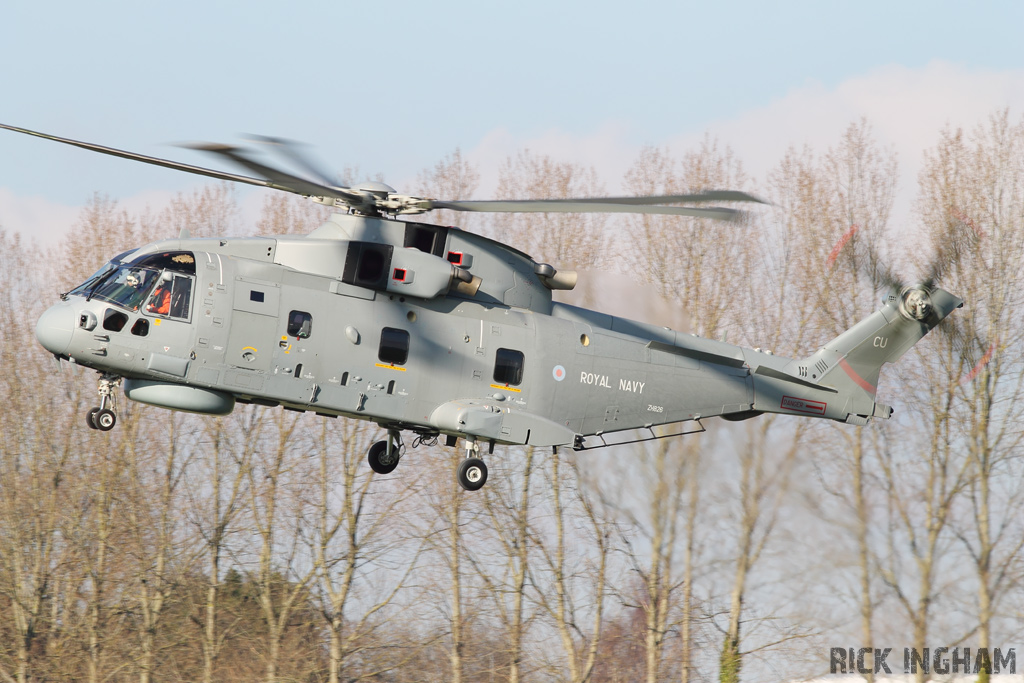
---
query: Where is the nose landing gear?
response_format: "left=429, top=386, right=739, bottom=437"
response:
left=86, top=374, right=120, bottom=431
left=456, top=438, right=488, bottom=492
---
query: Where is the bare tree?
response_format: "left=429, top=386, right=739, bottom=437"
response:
left=57, top=194, right=137, bottom=288
left=422, top=449, right=477, bottom=683
left=185, top=410, right=256, bottom=683
left=122, top=412, right=201, bottom=683
left=492, top=150, right=608, bottom=269
left=310, top=418, right=422, bottom=683
left=622, top=137, right=782, bottom=683
left=473, top=447, right=537, bottom=683
left=244, top=409, right=320, bottom=682
left=414, top=148, right=481, bottom=232
left=530, top=450, right=613, bottom=683
left=254, top=191, right=332, bottom=237
left=918, top=110, right=1024, bottom=682
left=0, top=231, right=80, bottom=683
left=759, top=121, right=900, bottom=681
left=142, top=183, right=241, bottom=240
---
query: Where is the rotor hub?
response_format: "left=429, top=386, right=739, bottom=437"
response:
left=899, top=286, right=933, bottom=321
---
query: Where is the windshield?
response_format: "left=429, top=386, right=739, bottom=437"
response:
left=67, top=249, right=140, bottom=299
left=69, top=262, right=118, bottom=297
left=81, top=266, right=162, bottom=311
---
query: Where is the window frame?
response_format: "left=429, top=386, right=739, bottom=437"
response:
left=493, top=347, right=525, bottom=386
left=287, top=310, right=313, bottom=339
left=378, top=327, right=410, bottom=366
left=142, top=272, right=195, bottom=323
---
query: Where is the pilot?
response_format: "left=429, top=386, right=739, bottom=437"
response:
left=146, top=282, right=171, bottom=315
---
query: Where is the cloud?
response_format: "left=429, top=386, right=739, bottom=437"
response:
left=0, top=188, right=82, bottom=245
left=464, top=60, right=1024, bottom=209
left=675, top=60, right=1024, bottom=189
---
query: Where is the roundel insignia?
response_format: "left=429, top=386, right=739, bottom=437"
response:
left=552, top=365, right=566, bottom=381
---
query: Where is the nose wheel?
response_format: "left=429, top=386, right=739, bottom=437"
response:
left=86, top=374, right=120, bottom=431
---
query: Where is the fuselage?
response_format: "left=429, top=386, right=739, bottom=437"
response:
left=36, top=212, right=958, bottom=449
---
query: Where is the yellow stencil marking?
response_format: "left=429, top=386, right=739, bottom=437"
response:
left=375, top=363, right=407, bottom=372
left=490, top=384, right=522, bottom=393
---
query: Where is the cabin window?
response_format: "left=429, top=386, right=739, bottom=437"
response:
left=103, top=309, right=128, bottom=332
left=131, top=318, right=149, bottom=336
left=378, top=327, right=410, bottom=365
left=493, top=348, right=525, bottom=386
left=287, top=310, right=313, bottom=339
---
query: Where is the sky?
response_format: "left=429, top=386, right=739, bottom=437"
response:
left=2, top=1, right=1024, bottom=243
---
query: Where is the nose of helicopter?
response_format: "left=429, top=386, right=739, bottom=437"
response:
left=35, top=304, right=76, bottom=356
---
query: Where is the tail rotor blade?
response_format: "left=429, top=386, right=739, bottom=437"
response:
left=859, top=239, right=905, bottom=293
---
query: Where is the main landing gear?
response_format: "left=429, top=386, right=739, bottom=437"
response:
left=367, top=430, right=403, bottom=475
left=365, top=430, right=491, bottom=492
left=86, top=374, right=121, bottom=432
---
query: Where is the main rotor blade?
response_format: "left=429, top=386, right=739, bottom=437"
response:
left=244, top=134, right=340, bottom=188
left=0, top=122, right=273, bottom=191
left=427, top=199, right=744, bottom=221
left=180, top=143, right=360, bottom=203
left=572, top=190, right=766, bottom=205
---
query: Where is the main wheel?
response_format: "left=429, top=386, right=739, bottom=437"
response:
left=86, top=408, right=100, bottom=430
left=367, top=440, right=399, bottom=475
left=95, top=408, right=116, bottom=431
left=457, top=458, right=488, bottom=491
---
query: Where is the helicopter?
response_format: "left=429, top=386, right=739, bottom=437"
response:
left=3, top=122, right=962, bottom=491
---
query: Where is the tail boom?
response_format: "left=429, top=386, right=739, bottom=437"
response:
left=747, top=287, right=963, bottom=425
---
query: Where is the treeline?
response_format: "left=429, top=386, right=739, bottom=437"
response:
left=1, top=111, right=1022, bottom=682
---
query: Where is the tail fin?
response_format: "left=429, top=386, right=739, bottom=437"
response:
left=800, top=287, right=963, bottom=424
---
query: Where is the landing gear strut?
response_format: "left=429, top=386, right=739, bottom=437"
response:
left=367, top=430, right=403, bottom=474
left=86, top=374, right=120, bottom=432
left=456, top=438, right=488, bottom=492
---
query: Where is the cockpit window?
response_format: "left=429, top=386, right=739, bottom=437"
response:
left=84, top=266, right=162, bottom=311
left=69, top=263, right=117, bottom=298
left=67, top=249, right=140, bottom=298
left=144, top=273, right=194, bottom=321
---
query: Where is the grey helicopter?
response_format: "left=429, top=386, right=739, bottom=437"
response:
left=3, top=123, right=962, bottom=491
